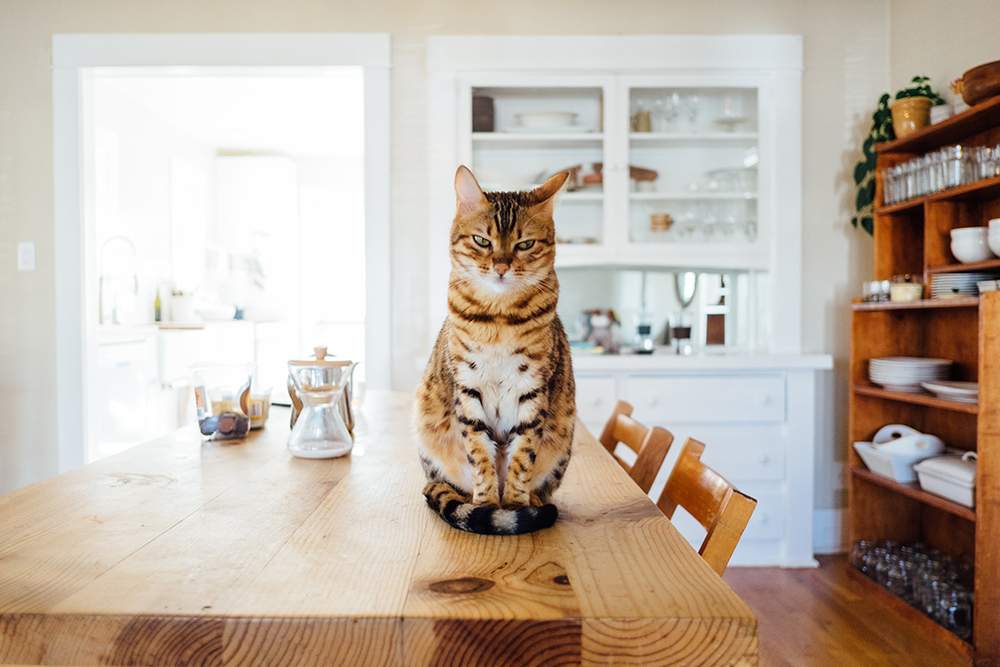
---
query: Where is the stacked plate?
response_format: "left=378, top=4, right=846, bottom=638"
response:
left=920, top=380, right=979, bottom=404
left=869, top=357, right=952, bottom=393
left=931, top=272, right=994, bottom=299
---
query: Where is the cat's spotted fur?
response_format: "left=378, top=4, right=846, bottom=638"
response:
left=415, top=166, right=576, bottom=535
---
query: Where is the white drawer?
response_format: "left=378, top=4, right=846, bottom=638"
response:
left=625, top=375, right=785, bottom=424
left=739, top=489, right=784, bottom=541
left=672, top=487, right=783, bottom=545
left=574, top=375, right=617, bottom=427
left=675, top=425, right=786, bottom=482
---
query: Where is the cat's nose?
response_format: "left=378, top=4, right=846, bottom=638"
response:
left=494, top=263, right=510, bottom=277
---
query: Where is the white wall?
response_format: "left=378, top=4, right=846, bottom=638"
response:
left=890, top=0, right=1000, bottom=107
left=0, top=0, right=897, bottom=521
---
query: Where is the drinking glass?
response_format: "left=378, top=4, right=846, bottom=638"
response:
left=944, top=145, right=965, bottom=188
left=939, top=586, right=974, bottom=640
left=920, top=576, right=945, bottom=621
left=850, top=540, right=873, bottom=574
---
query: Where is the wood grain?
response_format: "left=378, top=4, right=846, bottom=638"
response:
left=0, top=392, right=756, bottom=667
left=977, top=291, right=1000, bottom=667
left=726, top=555, right=973, bottom=667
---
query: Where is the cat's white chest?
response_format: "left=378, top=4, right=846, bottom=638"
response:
left=457, top=344, right=534, bottom=437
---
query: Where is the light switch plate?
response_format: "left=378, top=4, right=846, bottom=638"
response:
left=17, top=242, right=35, bottom=271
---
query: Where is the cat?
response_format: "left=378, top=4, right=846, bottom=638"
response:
left=415, top=165, right=576, bottom=535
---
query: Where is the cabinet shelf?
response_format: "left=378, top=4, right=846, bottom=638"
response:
left=876, top=175, right=1000, bottom=214
left=851, top=466, right=977, bottom=522
left=629, top=132, right=757, bottom=147
left=852, top=297, right=980, bottom=311
left=928, top=259, right=1000, bottom=275
left=472, top=132, right=603, bottom=149
left=629, top=192, right=756, bottom=201
left=876, top=94, right=1000, bottom=156
left=852, top=385, right=979, bottom=414
left=846, top=569, right=974, bottom=661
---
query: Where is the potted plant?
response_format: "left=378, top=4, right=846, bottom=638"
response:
left=852, top=77, right=946, bottom=235
left=891, top=75, right=946, bottom=138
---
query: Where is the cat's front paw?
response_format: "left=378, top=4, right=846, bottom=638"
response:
left=501, top=489, right=530, bottom=508
left=473, top=490, right=501, bottom=507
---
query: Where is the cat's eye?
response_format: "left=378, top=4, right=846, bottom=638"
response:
left=472, top=235, right=491, bottom=248
left=515, top=240, right=535, bottom=251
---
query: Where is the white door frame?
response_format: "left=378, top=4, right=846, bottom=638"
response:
left=53, top=33, right=391, bottom=473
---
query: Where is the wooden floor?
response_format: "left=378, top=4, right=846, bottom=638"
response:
left=723, top=554, right=970, bottom=667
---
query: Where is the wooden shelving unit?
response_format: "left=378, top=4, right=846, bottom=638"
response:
left=851, top=99, right=1000, bottom=666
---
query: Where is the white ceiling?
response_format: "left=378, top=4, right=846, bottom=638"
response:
left=95, top=69, right=365, bottom=158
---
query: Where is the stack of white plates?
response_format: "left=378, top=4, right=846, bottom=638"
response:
left=920, top=380, right=979, bottom=404
left=869, top=357, right=952, bottom=393
left=978, top=279, right=1000, bottom=293
left=931, top=272, right=994, bottom=298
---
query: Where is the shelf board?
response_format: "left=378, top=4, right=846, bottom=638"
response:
left=629, top=192, right=756, bottom=201
left=876, top=175, right=1000, bottom=214
left=846, top=568, right=974, bottom=662
left=629, top=131, right=757, bottom=144
left=928, top=259, right=1000, bottom=274
left=877, top=198, right=924, bottom=215
left=852, top=297, right=980, bottom=310
left=852, top=385, right=979, bottom=414
left=472, top=132, right=603, bottom=149
left=876, top=95, right=1000, bottom=155
left=852, top=467, right=977, bottom=522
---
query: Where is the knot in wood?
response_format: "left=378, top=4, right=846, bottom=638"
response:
left=429, top=577, right=494, bottom=594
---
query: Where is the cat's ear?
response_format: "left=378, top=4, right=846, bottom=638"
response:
left=455, top=166, right=488, bottom=216
left=528, top=171, right=570, bottom=216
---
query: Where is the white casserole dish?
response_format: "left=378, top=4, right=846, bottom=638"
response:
left=913, top=452, right=977, bottom=508
left=854, top=440, right=940, bottom=483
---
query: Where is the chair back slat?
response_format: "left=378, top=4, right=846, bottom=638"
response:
left=598, top=401, right=674, bottom=494
left=656, top=437, right=757, bottom=576
left=699, top=490, right=757, bottom=575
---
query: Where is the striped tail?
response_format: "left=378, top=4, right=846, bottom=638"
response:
left=422, top=482, right=558, bottom=535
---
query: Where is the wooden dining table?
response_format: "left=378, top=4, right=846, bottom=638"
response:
left=0, top=391, right=757, bottom=666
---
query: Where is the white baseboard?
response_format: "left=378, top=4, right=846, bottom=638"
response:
left=813, top=508, right=848, bottom=554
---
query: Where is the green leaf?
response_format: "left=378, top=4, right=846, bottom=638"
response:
left=856, top=185, right=873, bottom=210
left=854, top=162, right=869, bottom=185
left=862, top=216, right=874, bottom=236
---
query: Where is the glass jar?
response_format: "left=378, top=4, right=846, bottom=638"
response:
left=943, top=145, right=965, bottom=189
left=850, top=540, right=873, bottom=574
left=939, top=586, right=974, bottom=640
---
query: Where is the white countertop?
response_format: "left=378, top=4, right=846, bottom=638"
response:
left=571, top=349, right=833, bottom=371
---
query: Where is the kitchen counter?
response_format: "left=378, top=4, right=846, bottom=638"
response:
left=571, top=350, right=833, bottom=371
left=0, top=392, right=757, bottom=666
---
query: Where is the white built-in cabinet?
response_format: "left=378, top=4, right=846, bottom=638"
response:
left=428, top=36, right=831, bottom=566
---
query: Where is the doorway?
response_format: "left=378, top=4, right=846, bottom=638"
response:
left=53, top=34, right=390, bottom=469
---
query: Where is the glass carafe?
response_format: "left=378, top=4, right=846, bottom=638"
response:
left=287, top=359, right=357, bottom=459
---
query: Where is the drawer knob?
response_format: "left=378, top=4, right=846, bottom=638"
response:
left=756, top=453, right=769, bottom=464
left=758, top=394, right=772, bottom=407
left=590, top=396, right=602, bottom=406
left=756, top=513, right=768, bottom=525
left=647, top=396, right=658, bottom=407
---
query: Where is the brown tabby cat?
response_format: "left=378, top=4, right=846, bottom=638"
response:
left=415, top=166, right=576, bottom=535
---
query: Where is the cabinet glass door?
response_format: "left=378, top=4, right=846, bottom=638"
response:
left=462, top=78, right=610, bottom=259
left=622, top=79, right=764, bottom=259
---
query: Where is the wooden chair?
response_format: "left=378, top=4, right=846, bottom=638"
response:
left=598, top=401, right=674, bottom=494
left=656, top=437, right=757, bottom=576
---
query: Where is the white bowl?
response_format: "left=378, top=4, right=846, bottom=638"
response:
left=989, top=218, right=1000, bottom=233
left=989, top=234, right=1000, bottom=257
left=952, top=236, right=996, bottom=263
left=515, top=111, right=578, bottom=129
